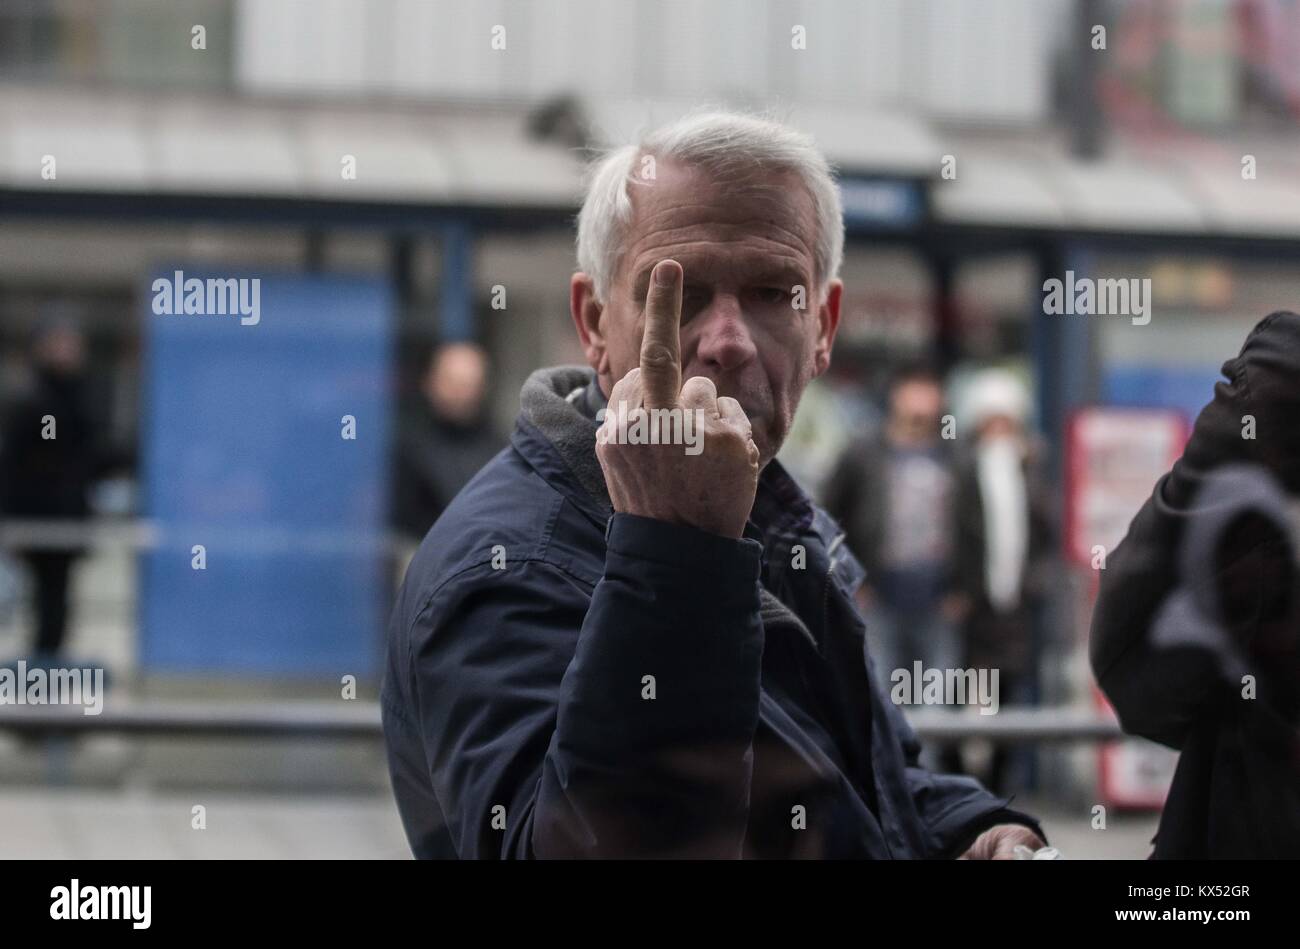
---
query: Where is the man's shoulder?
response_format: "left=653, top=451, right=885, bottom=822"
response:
left=399, top=442, right=604, bottom=618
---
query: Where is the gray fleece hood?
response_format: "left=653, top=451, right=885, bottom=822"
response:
left=518, top=364, right=612, bottom=514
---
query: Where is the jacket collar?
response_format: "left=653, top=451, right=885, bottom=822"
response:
left=512, top=365, right=612, bottom=529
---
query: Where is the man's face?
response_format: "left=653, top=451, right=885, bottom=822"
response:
left=888, top=379, right=944, bottom=447
left=571, top=158, right=841, bottom=465
left=38, top=327, right=85, bottom=376
left=425, top=343, right=487, bottom=424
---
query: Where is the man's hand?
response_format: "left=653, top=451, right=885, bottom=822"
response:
left=958, top=823, right=1046, bottom=860
left=596, top=259, right=761, bottom=539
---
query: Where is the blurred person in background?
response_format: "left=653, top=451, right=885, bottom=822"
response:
left=1091, top=310, right=1300, bottom=858
left=0, top=320, right=107, bottom=660
left=952, top=369, right=1055, bottom=795
left=824, top=366, right=967, bottom=710
left=391, top=341, right=502, bottom=547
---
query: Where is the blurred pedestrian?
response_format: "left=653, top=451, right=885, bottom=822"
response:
left=0, top=321, right=99, bottom=659
left=825, top=364, right=966, bottom=693
left=391, top=341, right=502, bottom=545
left=823, top=364, right=969, bottom=774
left=952, top=369, right=1054, bottom=793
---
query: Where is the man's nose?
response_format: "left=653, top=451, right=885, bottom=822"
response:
left=692, top=293, right=758, bottom=374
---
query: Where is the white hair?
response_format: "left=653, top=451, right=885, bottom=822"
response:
left=576, top=110, right=844, bottom=304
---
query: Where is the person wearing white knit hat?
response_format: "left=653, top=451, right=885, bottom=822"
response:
left=953, top=369, right=1054, bottom=794
left=963, top=370, right=1032, bottom=615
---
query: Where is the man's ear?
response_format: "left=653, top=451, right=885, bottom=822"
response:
left=812, top=278, right=843, bottom=377
left=570, top=272, right=609, bottom=376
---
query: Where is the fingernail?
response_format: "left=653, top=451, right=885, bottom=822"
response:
left=654, top=262, right=676, bottom=287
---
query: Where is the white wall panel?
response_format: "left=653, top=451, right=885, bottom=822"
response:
left=234, top=0, right=1056, bottom=122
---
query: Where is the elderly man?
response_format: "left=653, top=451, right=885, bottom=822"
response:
left=381, top=111, right=1045, bottom=859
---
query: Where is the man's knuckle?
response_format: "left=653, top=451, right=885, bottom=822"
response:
left=639, top=343, right=677, bottom=371
left=711, top=426, right=745, bottom=453
left=681, top=376, right=716, bottom=400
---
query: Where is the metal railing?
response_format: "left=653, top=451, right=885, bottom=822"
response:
left=1, top=519, right=1127, bottom=744
left=0, top=519, right=406, bottom=556
left=0, top=701, right=382, bottom=738
left=0, top=702, right=1126, bottom=742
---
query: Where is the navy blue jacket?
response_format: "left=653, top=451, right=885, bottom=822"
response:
left=381, top=367, right=1041, bottom=858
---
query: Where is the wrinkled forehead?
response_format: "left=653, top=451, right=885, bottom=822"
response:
left=618, top=158, right=819, bottom=289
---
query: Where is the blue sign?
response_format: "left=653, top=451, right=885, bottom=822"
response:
left=839, top=177, right=925, bottom=230
left=1103, top=364, right=1221, bottom=424
left=139, top=270, right=394, bottom=678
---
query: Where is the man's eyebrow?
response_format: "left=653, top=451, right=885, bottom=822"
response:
left=755, top=265, right=809, bottom=286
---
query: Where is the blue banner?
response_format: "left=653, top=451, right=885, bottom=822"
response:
left=139, top=270, right=394, bottom=678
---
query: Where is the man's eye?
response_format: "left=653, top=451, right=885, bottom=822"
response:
left=755, top=287, right=789, bottom=304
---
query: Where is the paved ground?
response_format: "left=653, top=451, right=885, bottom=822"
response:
left=0, top=787, right=412, bottom=860
left=0, top=778, right=1157, bottom=860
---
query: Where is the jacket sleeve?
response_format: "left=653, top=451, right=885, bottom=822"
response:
left=408, top=512, right=765, bottom=858
left=1089, top=310, right=1300, bottom=748
left=875, top=685, right=1046, bottom=856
